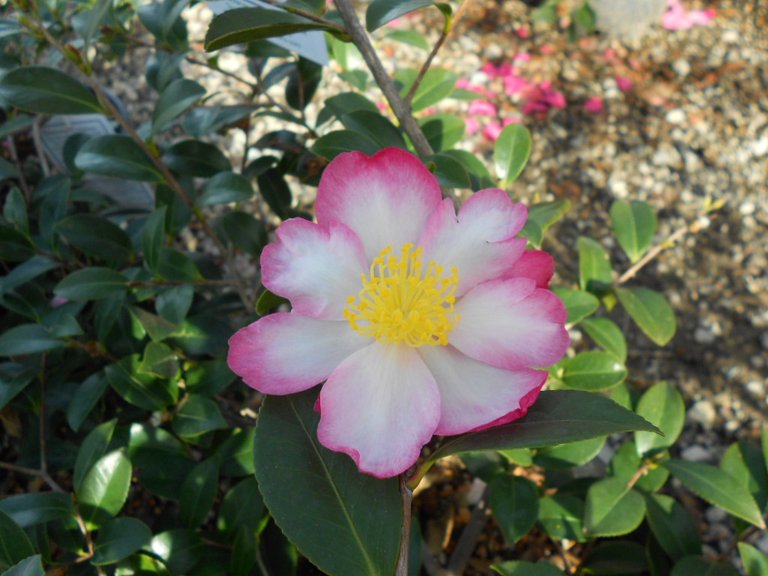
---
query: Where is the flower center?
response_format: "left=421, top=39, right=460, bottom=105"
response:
left=344, top=244, right=460, bottom=347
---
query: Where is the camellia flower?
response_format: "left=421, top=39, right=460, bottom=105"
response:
left=228, top=148, right=569, bottom=478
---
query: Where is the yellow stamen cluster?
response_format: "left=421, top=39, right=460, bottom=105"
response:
left=345, top=244, right=460, bottom=347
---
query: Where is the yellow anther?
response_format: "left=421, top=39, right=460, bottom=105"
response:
left=344, top=244, right=460, bottom=347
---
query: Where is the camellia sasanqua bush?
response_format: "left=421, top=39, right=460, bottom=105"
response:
left=0, top=1, right=766, bottom=575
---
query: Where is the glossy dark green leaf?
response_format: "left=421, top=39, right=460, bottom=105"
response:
left=0, top=510, right=35, bottom=570
left=185, top=360, right=235, bottom=396
left=366, top=0, right=432, bottom=31
left=340, top=111, right=406, bottom=150
left=183, top=105, right=252, bottom=137
left=76, top=450, right=132, bottom=528
left=0, top=493, right=73, bottom=529
left=312, top=130, right=380, bottom=160
left=3, top=188, right=27, bottom=231
left=396, top=68, right=456, bottom=112
left=205, top=8, right=333, bottom=51
left=74, top=419, right=117, bottom=491
left=317, top=93, right=379, bottom=125
left=440, top=149, right=494, bottom=191
left=168, top=314, right=230, bottom=357
left=255, top=390, right=401, bottom=576
left=0, top=157, right=18, bottom=181
left=578, top=237, right=612, bottom=292
left=420, top=115, right=465, bottom=153
left=92, top=517, right=152, bottom=565
left=537, top=494, right=586, bottom=543
left=66, top=371, right=109, bottom=432
left=427, top=391, right=658, bottom=463
left=139, top=342, right=179, bottom=380
left=0, top=256, right=57, bottom=296
left=197, top=172, right=253, bottom=206
left=56, top=214, right=133, bottom=266
left=1, top=555, right=44, bottom=576
left=155, top=248, right=202, bottom=283
left=155, top=284, right=194, bottom=324
left=488, top=475, right=539, bottom=544
left=584, top=477, right=645, bottom=536
left=286, top=58, right=322, bottom=110
left=231, top=526, right=258, bottom=576
left=0, top=363, right=33, bottom=409
left=670, top=556, right=739, bottom=576
left=149, top=529, right=203, bottom=575
left=492, top=561, right=565, bottom=576
left=608, top=441, right=669, bottom=493
left=551, top=287, right=599, bottom=324
left=610, top=200, right=657, bottom=263
left=522, top=200, right=571, bottom=247
left=644, top=493, right=700, bottom=561
left=494, top=124, right=532, bottom=185
left=581, top=317, right=627, bottom=362
left=560, top=351, right=627, bottom=391
left=163, top=140, right=230, bottom=177
left=106, top=354, right=178, bottom=411
left=720, top=441, right=768, bottom=512
left=615, top=287, right=676, bottom=346
left=217, top=211, right=268, bottom=256
left=152, top=78, right=206, bottom=134
left=534, top=436, right=605, bottom=469
left=635, top=381, right=684, bottom=456
left=172, top=395, right=227, bottom=438
left=0, top=324, right=64, bottom=356
left=738, top=543, right=768, bottom=576
left=385, top=28, right=429, bottom=51
left=75, top=135, right=162, bottom=181
left=663, top=459, right=765, bottom=528
left=141, top=207, right=167, bottom=273
left=215, top=428, right=256, bottom=477
left=72, top=0, right=113, bottom=47
left=256, top=289, right=289, bottom=315
left=255, top=169, right=292, bottom=220
left=582, top=541, right=648, bottom=575
left=128, top=424, right=195, bottom=500
left=130, top=306, right=177, bottom=342
left=428, top=153, right=471, bottom=188
left=0, top=66, right=102, bottom=114
left=217, top=477, right=265, bottom=535
left=179, top=460, right=219, bottom=528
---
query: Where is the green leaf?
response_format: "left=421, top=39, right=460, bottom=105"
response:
left=0, top=324, right=64, bottom=356
left=106, top=355, right=178, bottom=411
left=215, top=428, right=256, bottom=477
left=55, top=267, right=128, bottom=301
left=578, top=237, right=612, bottom=293
left=581, top=317, right=627, bottom=362
left=312, top=130, right=380, bottom=160
left=426, top=390, right=659, bottom=465
left=56, top=214, right=133, bottom=266
left=286, top=57, right=322, bottom=110
left=366, top=0, right=432, bottom=31
left=492, top=561, right=565, bottom=575
left=0, top=66, right=103, bottom=114
left=317, top=93, right=378, bottom=126
left=217, top=211, right=268, bottom=256
left=130, top=306, right=177, bottom=342
left=184, top=105, right=252, bottom=137
left=256, top=289, right=289, bottom=315
left=494, top=124, right=532, bottom=185
left=738, top=543, right=768, bottom=576
left=0, top=256, right=58, bottom=296
left=441, top=149, right=495, bottom=191
left=163, top=140, right=230, bottom=177
left=185, top=360, right=236, bottom=396
left=663, top=459, right=765, bottom=528
left=534, top=436, right=605, bottom=469
left=149, top=530, right=203, bottom=575
left=670, top=556, right=739, bottom=576
left=537, top=494, right=585, bottom=543
left=582, top=541, right=649, bottom=575
left=635, top=381, right=684, bottom=456
left=139, top=342, right=179, bottom=379
left=644, top=493, right=701, bottom=561
left=204, top=8, right=333, bottom=51
left=256, top=169, right=293, bottom=220
left=0, top=493, right=73, bottom=529
left=74, top=419, right=117, bottom=491
left=0, top=157, right=18, bottom=181
left=522, top=200, right=571, bottom=247
left=395, top=68, right=456, bottom=112
left=128, top=424, right=195, bottom=500
left=255, top=390, right=401, bottom=576
left=0, top=510, right=35, bottom=570
left=92, top=517, right=152, bottom=565
left=584, top=477, right=645, bottom=536
left=230, top=526, right=258, bottom=576
left=0, top=363, right=34, bottom=409
left=428, top=153, right=471, bottom=189
left=75, top=135, right=162, bottom=181
left=1, top=555, right=44, bottom=576
left=66, top=371, right=109, bottom=432
left=385, top=29, right=429, bottom=51
left=172, top=395, right=227, bottom=438
left=610, top=200, right=657, bottom=263
left=156, top=248, right=203, bottom=283
left=488, top=475, right=539, bottom=544
left=3, top=188, right=27, bottom=231
left=720, top=441, right=768, bottom=512
left=197, top=172, right=254, bottom=206
left=608, top=440, right=669, bottom=493
left=152, top=78, right=206, bottom=134
left=141, top=207, right=167, bottom=272
left=156, top=284, right=194, bottom=324
left=615, top=287, right=676, bottom=346
left=340, top=111, right=406, bottom=150
left=551, top=287, right=599, bottom=324
left=217, top=477, right=265, bottom=535
left=560, top=351, right=627, bottom=391
left=179, top=460, right=219, bottom=528
left=420, top=115, right=465, bottom=152
left=76, top=450, right=132, bottom=528
left=72, top=0, right=113, bottom=48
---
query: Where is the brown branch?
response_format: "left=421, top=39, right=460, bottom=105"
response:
left=403, top=9, right=451, bottom=107
left=396, top=475, right=414, bottom=576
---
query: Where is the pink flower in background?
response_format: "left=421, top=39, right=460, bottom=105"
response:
left=504, top=73, right=531, bottom=95
left=482, top=62, right=513, bottom=79
left=482, top=121, right=504, bottom=141
left=616, top=76, right=634, bottom=92
left=228, top=149, right=568, bottom=478
left=584, top=96, right=604, bottom=113
left=465, top=117, right=480, bottom=135
left=468, top=100, right=498, bottom=117
left=520, top=81, right=567, bottom=116
left=662, top=0, right=715, bottom=30
left=456, top=79, right=490, bottom=97
left=515, top=26, right=531, bottom=39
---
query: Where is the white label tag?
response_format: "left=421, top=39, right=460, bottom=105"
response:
left=208, top=0, right=329, bottom=65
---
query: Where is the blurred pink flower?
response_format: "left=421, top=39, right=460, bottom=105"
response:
left=228, top=149, right=568, bottom=478
left=616, top=76, right=634, bottom=92
left=466, top=117, right=480, bottom=135
left=584, top=96, right=604, bottom=113
left=662, top=0, right=716, bottom=30
left=468, top=100, right=498, bottom=117
left=456, top=78, right=490, bottom=97
left=483, top=121, right=503, bottom=141
left=515, top=26, right=531, bottom=39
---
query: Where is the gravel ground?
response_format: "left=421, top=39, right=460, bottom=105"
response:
left=96, top=0, right=767, bottom=570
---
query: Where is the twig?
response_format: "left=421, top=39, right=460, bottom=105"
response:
left=396, top=475, right=414, bottom=576
left=333, top=0, right=434, bottom=159
left=0, top=462, right=67, bottom=494
left=445, top=485, right=489, bottom=575
left=32, top=118, right=51, bottom=176
left=5, top=135, right=31, bottom=200
left=403, top=10, right=451, bottom=107
left=550, top=537, right=574, bottom=575
left=258, top=0, right=345, bottom=31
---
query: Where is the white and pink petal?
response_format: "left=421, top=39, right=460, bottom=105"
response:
left=450, top=278, right=569, bottom=370
left=260, top=218, right=367, bottom=320
left=317, top=342, right=440, bottom=478
left=418, top=344, right=547, bottom=436
left=227, top=313, right=370, bottom=395
left=504, top=249, right=555, bottom=288
left=315, top=149, right=442, bottom=260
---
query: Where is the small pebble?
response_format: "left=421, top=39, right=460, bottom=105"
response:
left=687, top=401, right=716, bottom=429
left=666, top=109, right=686, bottom=124
left=705, top=506, right=728, bottom=524
left=680, top=445, right=712, bottom=462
